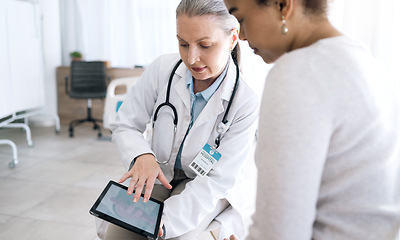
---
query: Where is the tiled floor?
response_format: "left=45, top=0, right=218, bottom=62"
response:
left=0, top=124, right=123, bottom=240
left=0, top=124, right=215, bottom=240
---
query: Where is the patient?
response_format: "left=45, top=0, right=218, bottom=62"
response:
left=223, top=0, right=400, bottom=239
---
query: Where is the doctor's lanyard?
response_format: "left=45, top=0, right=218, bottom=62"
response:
left=152, top=58, right=240, bottom=165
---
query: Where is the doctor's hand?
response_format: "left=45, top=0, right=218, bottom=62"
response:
left=158, top=220, right=164, bottom=238
left=224, top=235, right=239, bottom=240
left=118, top=153, right=172, bottom=203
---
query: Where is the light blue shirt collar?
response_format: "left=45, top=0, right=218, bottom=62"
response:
left=175, top=60, right=229, bottom=169
left=186, top=60, right=229, bottom=101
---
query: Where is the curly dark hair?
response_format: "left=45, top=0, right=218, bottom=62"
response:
left=256, top=0, right=327, bottom=15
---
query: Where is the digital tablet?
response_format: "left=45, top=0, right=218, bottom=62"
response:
left=89, top=180, right=164, bottom=239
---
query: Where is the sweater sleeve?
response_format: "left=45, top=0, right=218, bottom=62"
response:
left=247, top=65, right=333, bottom=240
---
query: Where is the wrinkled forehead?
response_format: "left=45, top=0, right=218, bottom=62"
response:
left=176, top=14, right=226, bottom=41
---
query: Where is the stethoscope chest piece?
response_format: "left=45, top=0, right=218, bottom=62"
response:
left=217, top=122, right=228, bottom=134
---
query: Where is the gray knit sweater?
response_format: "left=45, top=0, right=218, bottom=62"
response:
left=249, top=36, right=400, bottom=240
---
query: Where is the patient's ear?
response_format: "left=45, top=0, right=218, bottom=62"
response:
left=276, top=0, right=294, bottom=19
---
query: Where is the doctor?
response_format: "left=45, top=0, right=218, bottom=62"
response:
left=106, top=0, right=259, bottom=239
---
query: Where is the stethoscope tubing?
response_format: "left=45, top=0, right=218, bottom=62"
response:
left=152, top=58, right=239, bottom=165
left=215, top=58, right=240, bottom=148
left=152, top=59, right=182, bottom=126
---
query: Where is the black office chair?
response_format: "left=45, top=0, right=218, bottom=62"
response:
left=65, top=61, right=108, bottom=138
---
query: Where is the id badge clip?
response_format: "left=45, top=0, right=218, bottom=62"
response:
left=189, top=143, right=221, bottom=177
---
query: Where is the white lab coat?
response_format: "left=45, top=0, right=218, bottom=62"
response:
left=111, top=53, right=259, bottom=239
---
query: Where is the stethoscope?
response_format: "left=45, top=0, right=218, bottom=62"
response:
left=152, top=58, right=240, bottom=165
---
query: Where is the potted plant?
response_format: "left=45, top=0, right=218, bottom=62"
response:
left=69, top=51, right=83, bottom=61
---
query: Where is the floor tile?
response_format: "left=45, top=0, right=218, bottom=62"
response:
left=19, top=186, right=102, bottom=227
left=0, top=214, right=12, bottom=224
left=8, top=160, right=105, bottom=186
left=0, top=124, right=219, bottom=240
left=0, top=216, right=97, bottom=240
left=0, top=178, right=59, bottom=216
left=0, top=154, right=50, bottom=177
left=73, top=164, right=124, bottom=190
left=0, top=125, right=124, bottom=240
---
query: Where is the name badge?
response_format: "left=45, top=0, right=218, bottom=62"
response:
left=189, top=143, right=221, bottom=177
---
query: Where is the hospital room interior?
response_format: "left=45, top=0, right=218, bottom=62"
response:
left=0, top=0, right=399, bottom=240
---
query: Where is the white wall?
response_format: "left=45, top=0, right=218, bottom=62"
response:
left=0, top=1, right=12, bottom=119
left=328, top=0, right=400, bottom=82
left=31, top=0, right=62, bottom=126
left=1, top=0, right=47, bottom=121
left=29, top=0, right=399, bottom=126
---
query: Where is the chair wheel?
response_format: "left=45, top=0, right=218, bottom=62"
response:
left=9, top=161, right=15, bottom=169
left=69, top=128, right=74, bottom=137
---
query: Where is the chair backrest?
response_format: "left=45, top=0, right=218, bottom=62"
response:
left=69, top=61, right=107, bottom=99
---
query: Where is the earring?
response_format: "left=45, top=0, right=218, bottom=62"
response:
left=281, top=16, right=288, bottom=35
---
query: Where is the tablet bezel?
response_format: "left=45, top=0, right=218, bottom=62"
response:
left=89, top=180, right=164, bottom=239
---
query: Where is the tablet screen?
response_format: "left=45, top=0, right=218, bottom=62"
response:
left=90, top=181, right=163, bottom=238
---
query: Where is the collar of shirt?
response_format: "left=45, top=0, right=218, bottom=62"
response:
left=186, top=60, right=230, bottom=102
left=174, top=61, right=229, bottom=169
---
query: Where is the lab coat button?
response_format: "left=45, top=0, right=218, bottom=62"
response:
left=185, top=116, right=190, bottom=121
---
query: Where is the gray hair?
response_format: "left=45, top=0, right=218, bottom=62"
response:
left=176, top=0, right=239, bottom=36
left=176, top=0, right=241, bottom=62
